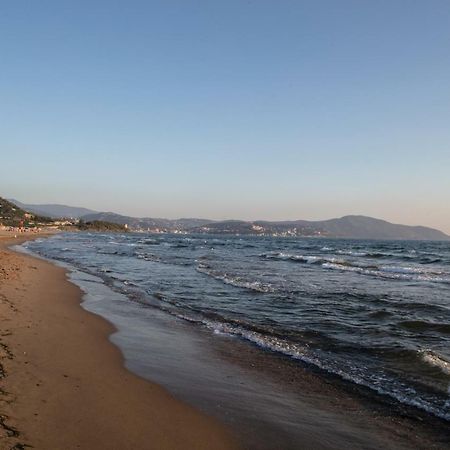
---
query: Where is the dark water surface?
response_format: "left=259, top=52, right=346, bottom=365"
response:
left=21, top=233, right=450, bottom=447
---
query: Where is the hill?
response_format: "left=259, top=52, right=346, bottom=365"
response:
left=314, top=215, right=449, bottom=240
left=77, top=220, right=128, bottom=232
left=9, top=199, right=97, bottom=219
left=0, top=197, right=53, bottom=227
left=81, top=212, right=214, bottom=232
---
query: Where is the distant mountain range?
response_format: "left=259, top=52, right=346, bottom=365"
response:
left=8, top=199, right=449, bottom=240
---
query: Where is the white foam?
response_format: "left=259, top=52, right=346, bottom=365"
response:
left=421, top=351, right=450, bottom=376
left=381, top=266, right=426, bottom=274
left=196, top=265, right=274, bottom=293
left=171, top=311, right=450, bottom=421
left=337, top=250, right=369, bottom=257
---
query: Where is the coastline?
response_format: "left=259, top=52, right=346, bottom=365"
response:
left=0, top=232, right=237, bottom=450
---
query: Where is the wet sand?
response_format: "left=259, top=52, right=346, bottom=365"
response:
left=0, top=232, right=237, bottom=450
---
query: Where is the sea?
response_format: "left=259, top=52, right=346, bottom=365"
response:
left=19, top=232, right=450, bottom=448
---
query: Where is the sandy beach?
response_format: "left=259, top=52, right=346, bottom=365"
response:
left=0, top=232, right=236, bottom=450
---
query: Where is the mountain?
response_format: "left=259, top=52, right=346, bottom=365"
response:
left=9, top=199, right=97, bottom=219
left=192, top=216, right=448, bottom=240
left=6, top=198, right=448, bottom=240
left=313, top=215, right=449, bottom=240
left=82, top=212, right=448, bottom=240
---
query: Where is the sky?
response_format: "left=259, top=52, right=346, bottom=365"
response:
left=1, top=1, right=450, bottom=233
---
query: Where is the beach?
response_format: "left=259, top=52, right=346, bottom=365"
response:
left=0, top=232, right=236, bottom=450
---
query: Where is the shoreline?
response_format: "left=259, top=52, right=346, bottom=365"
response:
left=0, top=232, right=237, bottom=449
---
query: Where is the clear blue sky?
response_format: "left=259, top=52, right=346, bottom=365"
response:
left=1, top=1, right=450, bottom=232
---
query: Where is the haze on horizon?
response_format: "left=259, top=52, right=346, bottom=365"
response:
left=1, top=1, right=449, bottom=234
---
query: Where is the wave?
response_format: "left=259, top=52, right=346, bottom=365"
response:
left=137, top=238, right=159, bottom=245
left=158, top=307, right=450, bottom=421
left=261, top=252, right=377, bottom=267
left=196, top=264, right=275, bottom=293
left=420, top=351, right=450, bottom=377
left=380, top=266, right=425, bottom=274
left=336, top=250, right=387, bottom=258
left=135, top=251, right=161, bottom=263
left=398, top=320, right=450, bottom=335
left=261, top=252, right=449, bottom=283
left=169, top=243, right=191, bottom=248
left=332, top=249, right=442, bottom=264
left=419, top=258, right=443, bottom=264
left=260, top=252, right=333, bottom=265
left=322, top=262, right=449, bottom=283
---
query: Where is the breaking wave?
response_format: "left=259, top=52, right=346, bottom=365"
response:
left=196, top=264, right=275, bottom=293
left=157, top=306, right=450, bottom=421
left=260, top=252, right=449, bottom=283
left=420, top=351, right=450, bottom=377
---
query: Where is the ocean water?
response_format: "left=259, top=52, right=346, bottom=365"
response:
left=24, top=233, right=450, bottom=422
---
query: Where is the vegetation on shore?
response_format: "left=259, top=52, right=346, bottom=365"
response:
left=0, top=197, right=53, bottom=227
left=2, top=197, right=126, bottom=233
left=77, top=220, right=128, bottom=232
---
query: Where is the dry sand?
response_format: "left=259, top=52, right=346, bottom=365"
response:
left=0, top=232, right=237, bottom=450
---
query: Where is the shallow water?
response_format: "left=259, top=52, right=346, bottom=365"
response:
left=24, top=233, right=450, bottom=423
